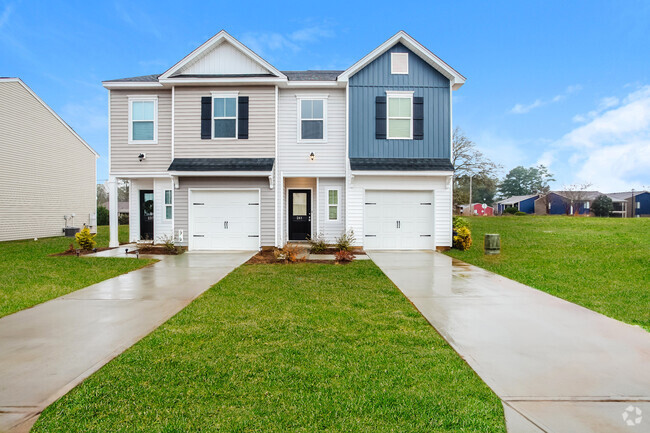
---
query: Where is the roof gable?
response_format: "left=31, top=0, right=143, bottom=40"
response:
left=338, top=31, right=465, bottom=89
left=159, top=30, right=285, bottom=80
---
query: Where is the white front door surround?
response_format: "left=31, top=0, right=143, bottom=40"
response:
left=364, top=190, right=434, bottom=250
left=188, top=188, right=260, bottom=250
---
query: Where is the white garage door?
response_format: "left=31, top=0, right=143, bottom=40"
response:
left=190, top=190, right=260, bottom=250
left=364, top=190, right=434, bottom=250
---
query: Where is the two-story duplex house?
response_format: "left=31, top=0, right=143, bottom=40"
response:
left=103, top=30, right=464, bottom=251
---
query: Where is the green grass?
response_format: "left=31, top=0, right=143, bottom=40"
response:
left=33, top=262, right=506, bottom=433
left=446, top=216, right=650, bottom=330
left=0, top=226, right=154, bottom=318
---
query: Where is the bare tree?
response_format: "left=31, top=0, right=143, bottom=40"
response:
left=452, top=127, right=500, bottom=178
left=561, top=183, right=593, bottom=215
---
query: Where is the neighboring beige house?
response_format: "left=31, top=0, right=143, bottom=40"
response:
left=0, top=78, right=98, bottom=242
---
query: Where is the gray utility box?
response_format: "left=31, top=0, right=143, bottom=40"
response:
left=63, top=227, right=80, bottom=237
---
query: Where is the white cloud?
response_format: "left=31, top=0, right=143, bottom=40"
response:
left=241, top=24, right=335, bottom=58
left=550, top=85, right=650, bottom=190
left=0, top=3, right=13, bottom=29
left=510, top=84, right=582, bottom=114
left=572, top=96, right=620, bottom=123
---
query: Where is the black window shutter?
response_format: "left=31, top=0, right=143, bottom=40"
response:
left=413, top=96, right=424, bottom=140
left=375, top=96, right=386, bottom=139
left=238, top=96, right=249, bottom=139
left=201, top=97, right=211, bottom=139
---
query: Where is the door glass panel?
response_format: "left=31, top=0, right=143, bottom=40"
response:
left=292, top=193, right=307, bottom=216
left=143, top=193, right=154, bottom=216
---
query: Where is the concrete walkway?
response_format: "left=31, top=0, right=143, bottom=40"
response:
left=368, top=251, right=650, bottom=433
left=0, top=251, right=254, bottom=433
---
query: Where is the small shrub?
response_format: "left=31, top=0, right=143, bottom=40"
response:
left=97, top=206, right=109, bottom=225
left=118, top=214, right=129, bottom=225
left=75, top=227, right=97, bottom=251
left=453, top=216, right=470, bottom=230
left=515, top=211, right=527, bottom=216
left=453, top=226, right=472, bottom=251
left=274, top=244, right=302, bottom=263
left=504, top=206, right=518, bottom=215
left=335, top=230, right=356, bottom=251
left=307, top=233, right=328, bottom=253
left=157, top=234, right=177, bottom=254
left=334, top=250, right=355, bottom=262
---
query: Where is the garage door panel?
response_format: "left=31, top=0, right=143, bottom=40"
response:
left=364, top=190, right=434, bottom=250
left=190, top=190, right=260, bottom=251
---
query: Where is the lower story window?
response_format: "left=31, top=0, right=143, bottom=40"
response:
left=328, top=189, right=339, bottom=220
left=165, top=190, right=172, bottom=219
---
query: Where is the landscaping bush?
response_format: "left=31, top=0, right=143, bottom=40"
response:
left=453, top=226, right=472, bottom=251
left=334, top=250, right=355, bottom=263
left=307, top=233, right=327, bottom=253
left=97, top=206, right=109, bottom=226
left=75, top=227, right=97, bottom=251
left=273, top=244, right=302, bottom=263
left=591, top=194, right=614, bottom=217
left=504, top=206, right=518, bottom=215
left=157, top=234, right=178, bottom=254
left=515, top=211, right=527, bottom=216
left=453, top=215, right=470, bottom=230
left=335, top=230, right=356, bottom=251
left=118, top=214, right=129, bottom=225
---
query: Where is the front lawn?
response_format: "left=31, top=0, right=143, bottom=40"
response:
left=446, top=216, right=650, bottom=330
left=33, top=262, right=506, bottom=432
left=0, top=226, right=154, bottom=318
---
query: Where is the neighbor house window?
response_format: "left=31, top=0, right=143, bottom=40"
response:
left=386, top=91, right=413, bottom=139
left=584, top=201, right=590, bottom=210
left=637, top=201, right=641, bottom=209
left=391, top=52, right=409, bottom=74
left=299, top=98, right=326, bottom=141
left=129, top=97, right=158, bottom=144
left=328, top=189, right=339, bottom=221
left=165, top=190, right=172, bottom=220
left=212, top=92, right=238, bottom=138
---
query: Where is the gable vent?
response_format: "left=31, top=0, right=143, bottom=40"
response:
left=391, top=52, right=408, bottom=74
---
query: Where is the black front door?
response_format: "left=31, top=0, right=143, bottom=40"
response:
left=140, top=190, right=154, bottom=240
left=289, top=189, right=311, bottom=241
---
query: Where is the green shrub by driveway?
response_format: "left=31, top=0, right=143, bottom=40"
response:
left=445, top=216, right=650, bottom=330
left=0, top=226, right=153, bottom=318
left=33, top=262, right=506, bottom=433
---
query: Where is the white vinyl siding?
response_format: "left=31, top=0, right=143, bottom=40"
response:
left=278, top=89, right=345, bottom=175
left=0, top=80, right=96, bottom=242
left=318, top=178, right=345, bottom=243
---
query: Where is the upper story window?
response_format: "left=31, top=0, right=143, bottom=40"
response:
left=386, top=91, right=413, bottom=139
left=212, top=92, right=238, bottom=139
left=298, top=96, right=327, bottom=142
left=129, top=97, right=158, bottom=144
left=391, top=52, right=409, bottom=74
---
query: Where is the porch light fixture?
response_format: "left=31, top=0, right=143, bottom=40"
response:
left=138, top=153, right=146, bottom=161
left=309, top=152, right=315, bottom=161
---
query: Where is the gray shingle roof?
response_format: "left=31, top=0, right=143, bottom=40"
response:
left=608, top=191, right=650, bottom=200
left=103, top=74, right=161, bottom=83
left=496, top=195, right=538, bottom=205
left=168, top=158, right=274, bottom=172
left=350, top=158, right=454, bottom=171
left=282, top=70, right=343, bottom=81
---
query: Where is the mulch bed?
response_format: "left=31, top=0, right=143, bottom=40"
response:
left=311, top=248, right=366, bottom=255
left=50, top=246, right=112, bottom=256
left=126, top=246, right=185, bottom=255
left=246, top=250, right=350, bottom=265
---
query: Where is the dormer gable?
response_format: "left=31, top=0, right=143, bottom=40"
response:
left=159, top=30, right=286, bottom=82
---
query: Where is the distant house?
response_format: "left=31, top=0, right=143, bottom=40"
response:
left=607, top=191, right=650, bottom=217
left=101, top=201, right=130, bottom=217
left=0, top=78, right=98, bottom=242
left=534, top=191, right=627, bottom=216
left=458, top=203, right=493, bottom=216
left=496, top=195, right=538, bottom=214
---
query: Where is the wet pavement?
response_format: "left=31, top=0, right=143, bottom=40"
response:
left=0, top=251, right=254, bottom=433
left=368, top=251, right=650, bottom=433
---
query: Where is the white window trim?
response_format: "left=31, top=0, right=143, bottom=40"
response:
left=386, top=90, right=414, bottom=140
left=164, top=189, right=173, bottom=220
left=296, top=94, right=328, bottom=143
left=128, top=96, right=158, bottom=144
left=637, top=201, right=641, bottom=209
left=391, top=52, right=409, bottom=75
left=211, top=91, right=239, bottom=140
left=327, top=187, right=340, bottom=222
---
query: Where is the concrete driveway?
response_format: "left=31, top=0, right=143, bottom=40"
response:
left=0, top=251, right=254, bottom=433
left=369, top=251, right=650, bottom=433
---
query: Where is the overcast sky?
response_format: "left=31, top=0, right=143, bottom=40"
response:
left=1, top=0, right=648, bottom=191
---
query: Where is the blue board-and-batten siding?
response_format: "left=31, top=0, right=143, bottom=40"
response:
left=519, top=196, right=537, bottom=214
left=349, top=43, right=451, bottom=159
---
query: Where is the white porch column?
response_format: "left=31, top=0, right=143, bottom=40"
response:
left=108, top=176, right=119, bottom=248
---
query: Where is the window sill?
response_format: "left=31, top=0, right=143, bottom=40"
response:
left=297, top=139, right=327, bottom=144
left=128, top=140, right=158, bottom=145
